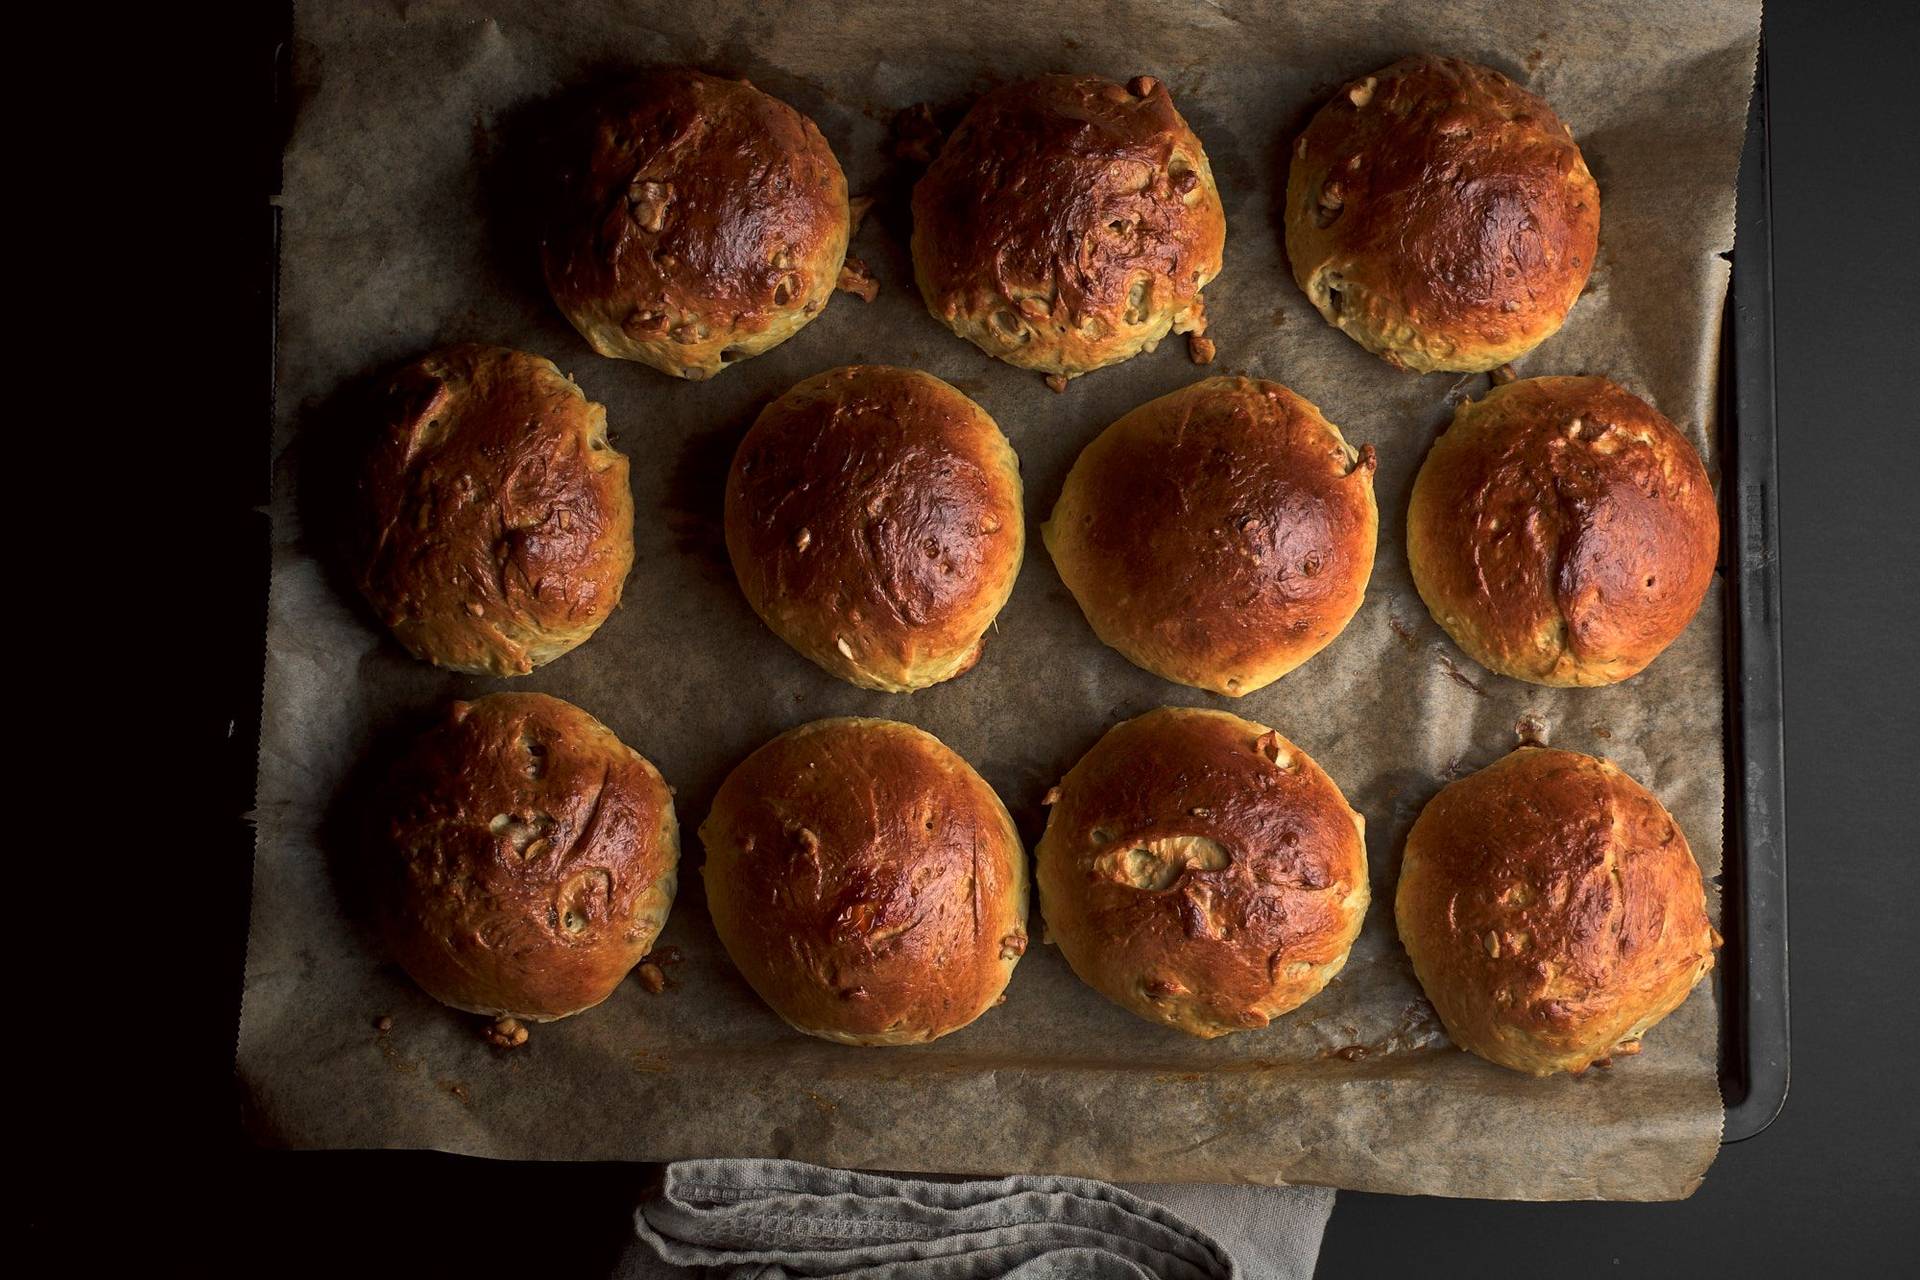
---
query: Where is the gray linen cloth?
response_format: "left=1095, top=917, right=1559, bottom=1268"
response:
left=617, top=1159, right=1334, bottom=1279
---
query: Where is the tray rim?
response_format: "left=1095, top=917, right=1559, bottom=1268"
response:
left=1715, top=36, right=1791, bottom=1144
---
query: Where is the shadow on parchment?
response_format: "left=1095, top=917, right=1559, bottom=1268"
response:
left=471, top=65, right=633, bottom=322
left=663, top=394, right=763, bottom=592
left=310, top=698, right=447, bottom=964
left=286, top=354, right=423, bottom=666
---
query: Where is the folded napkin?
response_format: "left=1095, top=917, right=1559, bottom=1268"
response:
left=617, top=1159, right=1334, bottom=1279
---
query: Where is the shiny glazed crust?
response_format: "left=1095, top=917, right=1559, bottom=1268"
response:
left=542, top=69, right=850, bottom=379
left=912, top=74, right=1226, bottom=381
left=1395, top=747, right=1719, bottom=1075
left=1407, top=376, right=1719, bottom=686
left=376, top=694, right=680, bottom=1022
left=1043, top=377, right=1378, bottom=695
left=352, top=344, right=634, bottom=676
left=724, top=366, right=1025, bottom=692
left=700, top=718, right=1028, bottom=1045
left=1285, top=55, right=1599, bottom=373
left=1036, top=708, right=1370, bottom=1038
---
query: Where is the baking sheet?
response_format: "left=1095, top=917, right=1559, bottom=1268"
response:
left=242, top=0, right=1760, bottom=1199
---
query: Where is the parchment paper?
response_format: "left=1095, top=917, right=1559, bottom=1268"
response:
left=242, top=0, right=1760, bottom=1199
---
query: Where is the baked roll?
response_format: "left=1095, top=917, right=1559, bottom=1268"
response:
left=351, top=344, right=633, bottom=676
left=911, top=74, right=1226, bottom=386
left=1036, top=708, right=1369, bottom=1037
left=724, top=366, right=1024, bottom=692
left=541, top=68, right=850, bottom=379
left=1408, top=376, right=1719, bottom=686
left=375, top=693, right=679, bottom=1022
left=1395, top=746, right=1719, bottom=1075
left=700, top=718, right=1028, bottom=1045
left=1043, top=377, right=1377, bottom=695
left=1285, top=55, right=1599, bottom=373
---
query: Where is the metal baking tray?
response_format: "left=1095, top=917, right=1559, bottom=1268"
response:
left=235, top=13, right=1789, bottom=1153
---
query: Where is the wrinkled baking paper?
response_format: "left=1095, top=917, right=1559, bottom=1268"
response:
left=242, top=0, right=1760, bottom=1200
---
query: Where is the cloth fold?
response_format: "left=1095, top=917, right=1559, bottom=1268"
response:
left=618, top=1160, right=1333, bottom=1280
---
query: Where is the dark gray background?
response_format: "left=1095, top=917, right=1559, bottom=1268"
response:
left=149, top=1, right=1918, bottom=1273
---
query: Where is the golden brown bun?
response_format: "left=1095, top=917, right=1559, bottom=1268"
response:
left=1285, top=56, right=1599, bottom=373
left=1408, top=376, right=1719, bottom=686
left=700, top=718, right=1028, bottom=1045
left=541, top=69, right=850, bottom=379
left=1395, top=747, right=1719, bottom=1075
left=1036, top=708, right=1369, bottom=1038
left=1043, top=377, right=1378, bottom=695
left=911, top=74, right=1225, bottom=383
left=376, top=694, right=679, bottom=1022
left=724, top=366, right=1024, bottom=692
left=352, top=344, right=634, bottom=676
